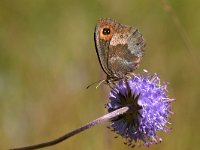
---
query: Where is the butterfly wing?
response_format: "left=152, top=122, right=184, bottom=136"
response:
left=108, top=24, right=145, bottom=78
left=94, top=18, right=115, bottom=78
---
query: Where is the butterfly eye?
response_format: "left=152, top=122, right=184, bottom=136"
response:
left=102, top=28, right=111, bottom=35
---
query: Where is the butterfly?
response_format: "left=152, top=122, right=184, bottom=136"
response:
left=94, top=18, right=145, bottom=84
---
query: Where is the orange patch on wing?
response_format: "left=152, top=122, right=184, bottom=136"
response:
left=99, top=27, right=113, bottom=41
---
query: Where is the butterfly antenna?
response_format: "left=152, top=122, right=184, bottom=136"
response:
left=95, top=79, right=106, bottom=89
left=86, top=80, right=104, bottom=89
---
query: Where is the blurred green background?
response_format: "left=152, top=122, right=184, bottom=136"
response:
left=0, top=0, right=200, bottom=150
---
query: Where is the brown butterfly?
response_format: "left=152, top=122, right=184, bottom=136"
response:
left=94, top=18, right=145, bottom=83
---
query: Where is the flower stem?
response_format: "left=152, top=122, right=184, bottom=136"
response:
left=10, top=106, right=129, bottom=150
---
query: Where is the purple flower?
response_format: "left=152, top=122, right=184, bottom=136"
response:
left=107, top=72, right=174, bottom=147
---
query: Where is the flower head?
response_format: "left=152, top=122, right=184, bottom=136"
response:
left=107, top=72, right=174, bottom=147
